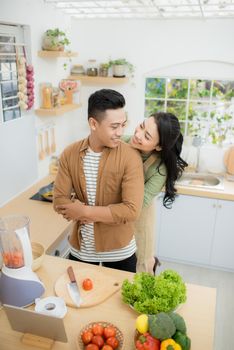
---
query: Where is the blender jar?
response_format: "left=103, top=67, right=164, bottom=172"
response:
left=0, top=215, right=32, bottom=269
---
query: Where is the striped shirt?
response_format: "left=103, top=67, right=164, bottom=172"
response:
left=70, top=148, right=136, bottom=262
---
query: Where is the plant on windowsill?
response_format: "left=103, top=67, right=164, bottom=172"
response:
left=108, top=58, right=134, bottom=78
left=42, top=28, right=70, bottom=51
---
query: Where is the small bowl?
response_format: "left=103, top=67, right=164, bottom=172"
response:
left=76, top=321, right=124, bottom=350
left=31, top=242, right=45, bottom=271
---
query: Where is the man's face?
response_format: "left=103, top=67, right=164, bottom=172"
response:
left=90, top=108, right=127, bottom=149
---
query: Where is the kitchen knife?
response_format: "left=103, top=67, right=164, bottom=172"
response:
left=67, top=266, right=82, bottom=307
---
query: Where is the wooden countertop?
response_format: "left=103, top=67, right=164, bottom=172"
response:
left=0, top=174, right=234, bottom=255
left=0, top=255, right=216, bottom=350
left=0, top=175, right=68, bottom=254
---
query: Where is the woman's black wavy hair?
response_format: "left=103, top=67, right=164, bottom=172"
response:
left=151, top=112, right=188, bottom=208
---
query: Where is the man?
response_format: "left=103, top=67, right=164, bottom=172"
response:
left=53, top=89, right=144, bottom=272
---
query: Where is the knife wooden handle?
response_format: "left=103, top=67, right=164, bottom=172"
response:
left=67, top=266, right=76, bottom=283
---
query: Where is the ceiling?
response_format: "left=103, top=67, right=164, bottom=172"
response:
left=44, top=0, right=234, bottom=19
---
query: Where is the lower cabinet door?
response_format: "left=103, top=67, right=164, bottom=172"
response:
left=157, top=194, right=216, bottom=265
left=210, top=199, right=234, bottom=270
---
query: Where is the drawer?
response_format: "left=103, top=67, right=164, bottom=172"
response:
left=49, top=229, right=71, bottom=258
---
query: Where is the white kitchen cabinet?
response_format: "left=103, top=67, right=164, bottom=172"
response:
left=157, top=194, right=216, bottom=265
left=210, top=199, right=234, bottom=270
left=156, top=194, right=234, bottom=270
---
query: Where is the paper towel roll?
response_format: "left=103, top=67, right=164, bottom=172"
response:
left=35, top=296, right=67, bottom=318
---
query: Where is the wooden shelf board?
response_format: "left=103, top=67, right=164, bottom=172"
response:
left=68, top=75, right=129, bottom=84
left=35, top=103, right=81, bottom=116
left=38, top=51, right=78, bottom=58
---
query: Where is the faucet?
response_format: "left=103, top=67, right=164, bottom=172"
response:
left=192, top=135, right=202, bottom=172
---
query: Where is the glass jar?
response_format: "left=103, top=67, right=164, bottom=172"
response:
left=86, top=59, right=98, bottom=76
left=52, top=87, right=60, bottom=108
left=40, top=83, right=52, bottom=109
left=99, top=64, right=109, bottom=77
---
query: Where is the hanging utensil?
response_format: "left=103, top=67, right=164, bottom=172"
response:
left=51, top=127, right=56, bottom=153
left=38, top=133, right=46, bottom=160
left=45, top=129, right=51, bottom=156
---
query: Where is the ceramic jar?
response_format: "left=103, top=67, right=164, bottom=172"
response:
left=71, top=65, right=85, bottom=75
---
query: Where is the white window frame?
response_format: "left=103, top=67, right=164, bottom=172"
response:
left=144, top=76, right=234, bottom=145
left=0, top=24, right=25, bottom=124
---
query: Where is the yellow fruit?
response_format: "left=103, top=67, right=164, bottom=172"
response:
left=135, top=314, right=149, bottom=333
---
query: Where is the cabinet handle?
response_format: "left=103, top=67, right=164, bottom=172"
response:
left=213, top=203, right=216, bottom=208
left=218, top=204, right=222, bottom=209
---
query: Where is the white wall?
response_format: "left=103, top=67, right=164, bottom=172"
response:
left=1, top=1, right=234, bottom=205
left=0, top=0, right=84, bottom=206
left=71, top=18, right=234, bottom=133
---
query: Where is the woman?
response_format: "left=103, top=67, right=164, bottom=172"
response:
left=123, top=111, right=187, bottom=274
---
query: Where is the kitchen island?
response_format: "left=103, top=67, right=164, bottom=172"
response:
left=0, top=255, right=216, bottom=350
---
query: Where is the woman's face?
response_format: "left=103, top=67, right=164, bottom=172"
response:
left=130, top=116, right=161, bottom=153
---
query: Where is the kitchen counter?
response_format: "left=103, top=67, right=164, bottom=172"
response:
left=0, top=175, right=67, bottom=254
left=0, top=174, right=234, bottom=256
left=0, top=255, right=216, bottom=350
left=176, top=177, right=234, bottom=201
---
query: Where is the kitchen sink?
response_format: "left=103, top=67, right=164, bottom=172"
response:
left=176, top=172, right=224, bottom=190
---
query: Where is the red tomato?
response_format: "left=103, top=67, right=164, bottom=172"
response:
left=92, top=324, right=104, bottom=336
left=102, top=345, right=113, bottom=350
left=103, top=326, right=116, bottom=339
left=82, top=278, right=93, bottom=291
left=92, top=335, right=104, bottom=348
left=106, top=337, right=119, bottom=349
left=85, top=344, right=99, bottom=350
left=81, top=330, right=93, bottom=344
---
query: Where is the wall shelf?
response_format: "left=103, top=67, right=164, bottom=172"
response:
left=68, top=75, right=129, bottom=85
left=38, top=51, right=78, bottom=58
left=35, top=103, right=81, bottom=116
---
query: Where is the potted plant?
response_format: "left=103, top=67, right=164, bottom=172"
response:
left=108, top=58, right=134, bottom=78
left=42, top=28, right=70, bottom=51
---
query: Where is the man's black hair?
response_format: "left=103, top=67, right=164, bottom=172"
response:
left=88, top=89, right=125, bottom=121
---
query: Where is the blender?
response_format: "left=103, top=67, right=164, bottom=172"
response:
left=0, top=215, right=45, bottom=307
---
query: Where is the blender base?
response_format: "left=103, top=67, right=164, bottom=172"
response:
left=0, top=272, right=45, bottom=307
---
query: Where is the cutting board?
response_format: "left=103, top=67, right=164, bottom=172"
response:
left=54, top=267, right=121, bottom=308
left=224, top=146, right=234, bottom=175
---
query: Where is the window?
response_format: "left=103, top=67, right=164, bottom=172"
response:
left=145, top=77, right=234, bottom=145
left=0, top=24, right=25, bottom=123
